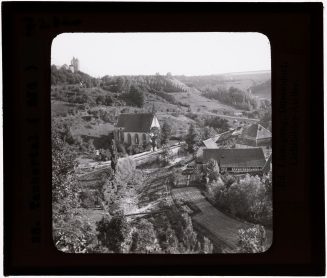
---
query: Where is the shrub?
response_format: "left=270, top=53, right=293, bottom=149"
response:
left=237, top=225, right=268, bottom=253
left=96, top=213, right=130, bottom=253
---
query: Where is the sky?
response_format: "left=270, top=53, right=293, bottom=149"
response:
left=51, top=32, right=271, bottom=77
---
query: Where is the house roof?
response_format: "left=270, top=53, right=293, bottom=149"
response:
left=203, top=148, right=266, bottom=168
left=116, top=113, right=156, bottom=132
left=216, top=128, right=242, bottom=143
left=202, top=138, right=218, bottom=148
left=242, top=124, right=271, bottom=140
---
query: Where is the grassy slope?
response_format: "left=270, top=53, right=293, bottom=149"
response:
left=169, top=88, right=242, bottom=114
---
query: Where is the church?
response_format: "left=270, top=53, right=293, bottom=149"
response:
left=114, top=113, right=160, bottom=146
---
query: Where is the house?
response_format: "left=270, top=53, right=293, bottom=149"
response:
left=115, top=113, right=160, bottom=146
left=216, top=127, right=242, bottom=147
left=237, top=123, right=271, bottom=147
left=196, top=136, right=219, bottom=161
left=202, top=148, right=269, bottom=175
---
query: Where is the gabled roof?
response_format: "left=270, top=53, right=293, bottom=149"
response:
left=203, top=148, right=266, bottom=168
left=202, top=138, right=218, bottom=149
left=242, top=124, right=271, bottom=140
left=116, top=113, right=156, bottom=132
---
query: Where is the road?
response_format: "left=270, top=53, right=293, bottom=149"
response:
left=76, top=142, right=186, bottom=177
left=156, top=111, right=259, bottom=122
left=171, top=187, right=272, bottom=252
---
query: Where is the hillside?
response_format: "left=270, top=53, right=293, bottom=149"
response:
left=175, top=71, right=270, bottom=92
left=174, top=71, right=271, bottom=110
left=51, top=65, right=98, bottom=87
left=51, top=67, right=270, bottom=113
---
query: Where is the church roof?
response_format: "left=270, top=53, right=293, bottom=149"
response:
left=203, top=148, right=266, bottom=168
left=116, top=113, right=156, bottom=132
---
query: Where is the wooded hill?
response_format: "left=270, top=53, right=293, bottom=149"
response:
left=51, top=66, right=271, bottom=111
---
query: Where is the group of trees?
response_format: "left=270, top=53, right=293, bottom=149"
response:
left=52, top=121, right=97, bottom=252
left=51, top=65, right=98, bottom=87
left=100, top=75, right=187, bottom=94
left=202, top=87, right=261, bottom=111
left=121, top=85, right=145, bottom=108
left=203, top=116, right=230, bottom=132
left=100, top=75, right=189, bottom=108
left=203, top=170, right=272, bottom=226
left=88, top=107, right=117, bottom=123
left=95, top=207, right=213, bottom=254
left=185, top=113, right=230, bottom=133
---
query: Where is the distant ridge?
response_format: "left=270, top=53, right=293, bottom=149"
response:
left=223, top=70, right=271, bottom=76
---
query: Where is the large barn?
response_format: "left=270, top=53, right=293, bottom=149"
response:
left=202, top=148, right=270, bottom=175
left=115, top=113, right=160, bottom=146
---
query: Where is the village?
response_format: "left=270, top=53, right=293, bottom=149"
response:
left=78, top=110, right=272, bottom=176
left=52, top=50, right=272, bottom=254
left=71, top=107, right=272, bottom=252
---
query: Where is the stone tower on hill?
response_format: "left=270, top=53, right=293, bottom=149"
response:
left=70, top=57, right=80, bottom=72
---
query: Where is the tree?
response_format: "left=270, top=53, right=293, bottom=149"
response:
left=205, top=159, right=220, bottom=182
left=185, top=124, right=200, bottom=155
left=160, top=144, right=173, bottom=166
left=130, top=219, right=161, bottom=253
left=124, top=85, right=144, bottom=108
left=104, top=95, right=113, bottom=106
left=161, top=121, right=172, bottom=145
left=150, top=126, right=160, bottom=151
left=109, top=139, right=118, bottom=173
left=96, top=95, right=105, bottom=105
left=205, top=178, right=225, bottom=204
left=237, top=225, right=267, bottom=253
left=96, top=213, right=130, bottom=253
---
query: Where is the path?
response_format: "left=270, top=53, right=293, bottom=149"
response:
left=156, top=111, right=259, bottom=122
